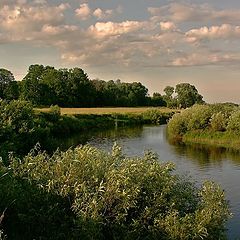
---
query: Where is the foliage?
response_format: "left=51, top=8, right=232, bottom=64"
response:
left=0, top=144, right=229, bottom=239
left=226, top=110, right=240, bottom=132
left=210, top=113, right=228, bottom=132
left=162, top=83, right=204, bottom=109
left=1, top=66, right=204, bottom=109
left=175, top=83, right=204, bottom=108
left=0, top=69, right=19, bottom=100
left=142, top=109, right=174, bottom=124
left=151, top=93, right=167, bottom=107
left=167, top=103, right=240, bottom=149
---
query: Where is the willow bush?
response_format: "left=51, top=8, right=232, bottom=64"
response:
left=168, top=103, right=238, bottom=139
left=4, top=144, right=230, bottom=239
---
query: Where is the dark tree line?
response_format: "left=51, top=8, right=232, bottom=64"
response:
left=0, top=65, right=204, bottom=108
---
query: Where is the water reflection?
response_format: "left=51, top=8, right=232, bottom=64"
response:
left=57, top=125, right=144, bottom=151
left=168, top=140, right=240, bottom=167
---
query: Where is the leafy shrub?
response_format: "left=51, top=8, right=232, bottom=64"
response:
left=186, top=105, right=212, bottom=131
left=142, top=109, right=174, bottom=124
left=0, top=100, right=34, bottom=136
left=168, top=103, right=237, bottom=139
left=8, top=144, right=230, bottom=239
left=226, top=110, right=240, bottom=132
left=210, top=113, right=228, bottom=132
left=167, top=110, right=191, bottom=138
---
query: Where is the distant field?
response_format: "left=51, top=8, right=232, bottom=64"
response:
left=37, top=107, right=175, bottom=115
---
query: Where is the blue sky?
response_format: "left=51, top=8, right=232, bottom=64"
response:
left=1, top=0, right=240, bottom=103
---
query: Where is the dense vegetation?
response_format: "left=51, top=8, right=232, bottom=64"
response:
left=0, top=66, right=204, bottom=108
left=167, top=103, right=240, bottom=150
left=0, top=144, right=230, bottom=239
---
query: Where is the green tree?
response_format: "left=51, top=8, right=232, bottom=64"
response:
left=175, top=83, right=204, bottom=108
left=20, top=65, right=47, bottom=105
left=163, top=86, right=176, bottom=108
left=151, top=92, right=167, bottom=106
left=66, top=68, right=96, bottom=107
left=0, top=69, right=19, bottom=100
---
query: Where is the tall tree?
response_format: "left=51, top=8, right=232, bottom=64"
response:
left=20, top=65, right=47, bottom=105
left=163, top=86, right=176, bottom=108
left=0, top=68, right=19, bottom=100
left=175, top=83, right=204, bottom=108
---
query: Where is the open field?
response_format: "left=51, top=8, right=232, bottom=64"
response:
left=37, top=107, right=176, bottom=115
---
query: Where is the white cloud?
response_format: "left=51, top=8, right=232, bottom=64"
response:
left=148, top=3, right=240, bottom=24
left=160, top=21, right=176, bottom=31
left=93, top=8, right=113, bottom=20
left=186, top=24, right=240, bottom=43
left=88, top=21, right=145, bottom=38
left=1, top=1, right=240, bottom=70
left=75, top=3, right=91, bottom=20
left=172, top=52, right=239, bottom=66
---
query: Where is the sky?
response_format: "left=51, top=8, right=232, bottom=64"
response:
left=1, top=0, right=240, bottom=103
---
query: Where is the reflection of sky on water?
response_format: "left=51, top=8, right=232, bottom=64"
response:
left=60, top=125, right=240, bottom=239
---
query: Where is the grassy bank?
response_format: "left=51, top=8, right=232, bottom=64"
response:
left=167, top=103, right=240, bottom=151
left=183, top=130, right=240, bottom=150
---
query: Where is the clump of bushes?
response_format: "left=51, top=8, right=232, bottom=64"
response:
left=167, top=103, right=240, bottom=149
left=0, top=144, right=230, bottom=239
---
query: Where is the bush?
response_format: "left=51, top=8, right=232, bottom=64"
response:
left=168, top=103, right=237, bottom=139
left=6, top=144, right=231, bottom=239
left=167, top=110, right=191, bottom=138
left=227, top=110, right=240, bottom=132
left=142, top=109, right=174, bottom=124
left=210, top=113, right=228, bottom=132
left=186, top=105, right=212, bottom=131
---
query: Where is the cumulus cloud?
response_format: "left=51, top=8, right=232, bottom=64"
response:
left=75, top=4, right=122, bottom=20
left=148, top=2, right=240, bottom=24
left=186, top=24, right=240, bottom=43
left=160, top=21, right=176, bottom=31
left=0, top=2, right=69, bottom=33
left=1, top=0, right=240, bottom=70
left=93, top=8, right=113, bottom=20
left=75, top=3, right=91, bottom=20
left=88, top=21, right=145, bottom=38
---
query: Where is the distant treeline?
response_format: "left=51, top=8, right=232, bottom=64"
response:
left=0, top=65, right=204, bottom=108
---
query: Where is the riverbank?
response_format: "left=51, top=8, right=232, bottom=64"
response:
left=0, top=102, right=176, bottom=162
left=167, top=103, right=240, bottom=151
left=182, top=130, right=240, bottom=150
left=37, top=106, right=176, bottom=136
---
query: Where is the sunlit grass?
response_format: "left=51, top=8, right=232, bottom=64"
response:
left=36, top=107, right=175, bottom=115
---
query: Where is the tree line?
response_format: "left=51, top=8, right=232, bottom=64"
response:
left=0, top=65, right=204, bottom=108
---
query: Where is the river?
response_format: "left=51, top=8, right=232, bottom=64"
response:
left=60, top=124, right=240, bottom=239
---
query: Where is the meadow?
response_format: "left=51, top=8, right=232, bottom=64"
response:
left=36, top=107, right=175, bottom=115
